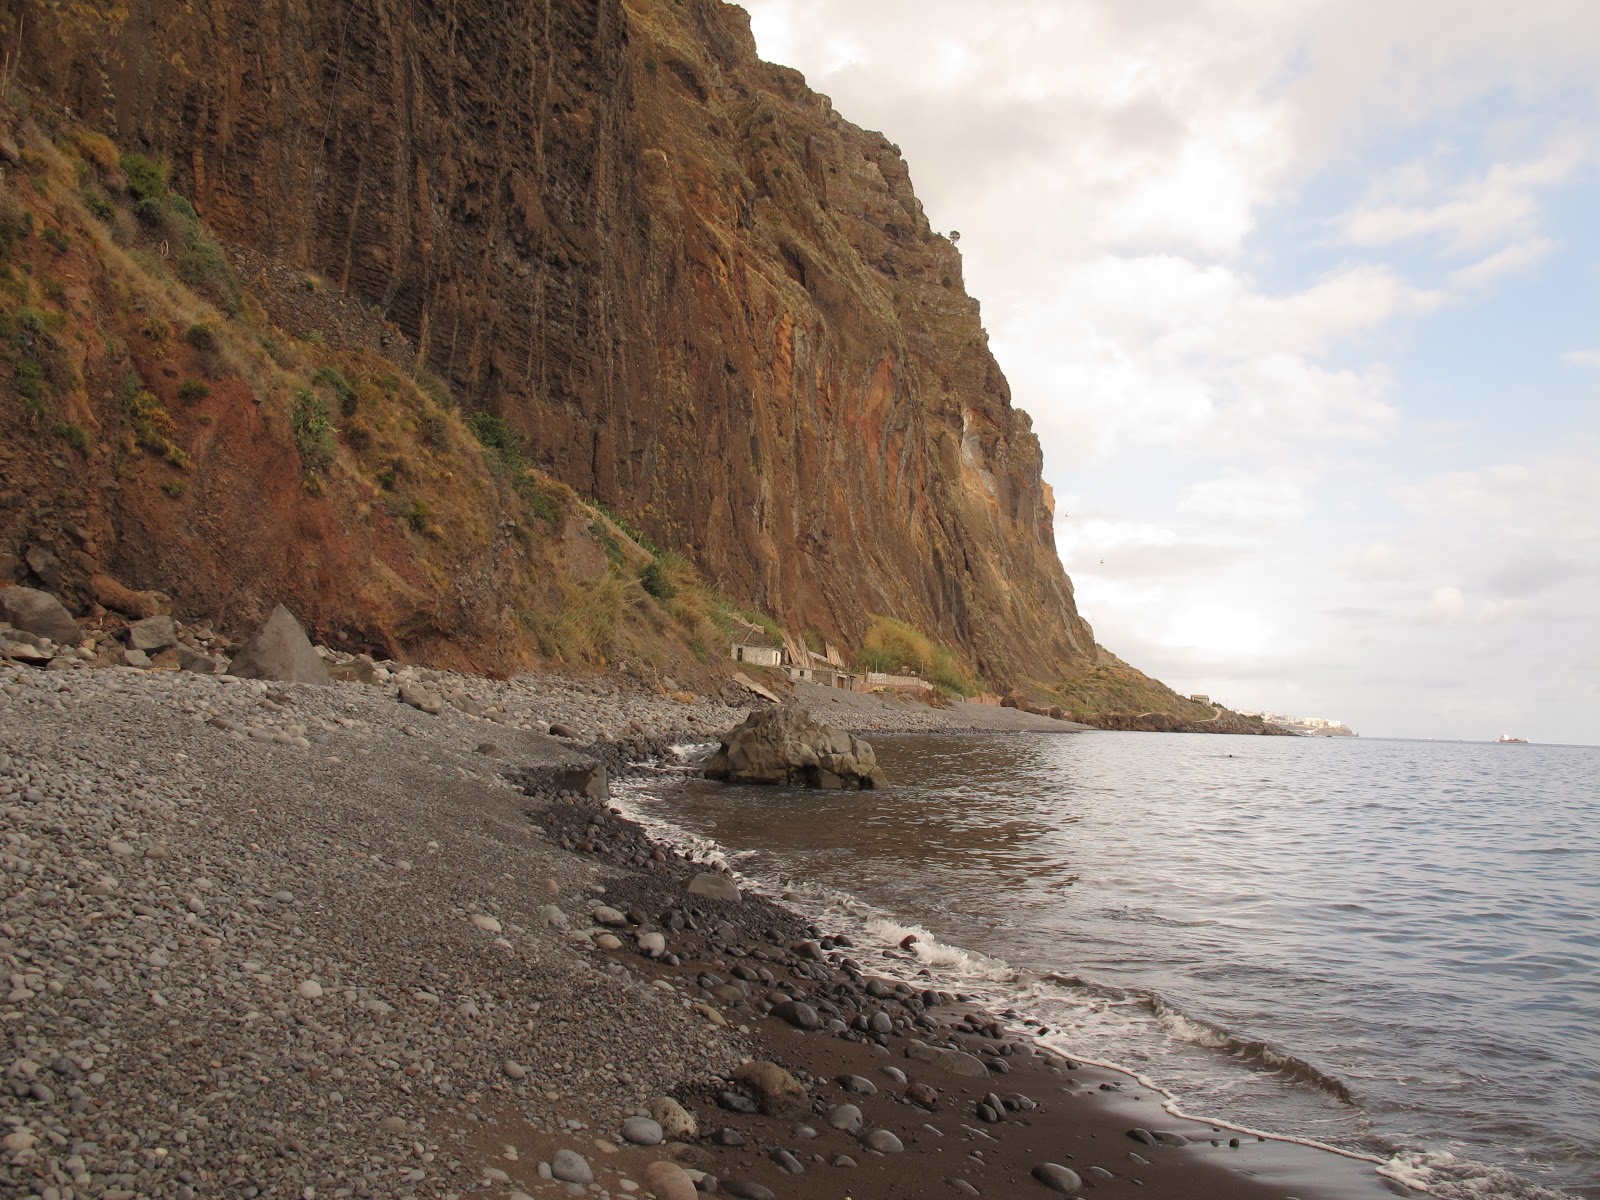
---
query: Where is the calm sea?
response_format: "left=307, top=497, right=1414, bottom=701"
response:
left=616, top=732, right=1600, bottom=1199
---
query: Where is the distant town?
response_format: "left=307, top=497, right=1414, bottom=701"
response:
left=1238, top=710, right=1357, bottom=737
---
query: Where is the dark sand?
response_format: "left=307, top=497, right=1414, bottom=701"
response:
left=473, top=785, right=1414, bottom=1200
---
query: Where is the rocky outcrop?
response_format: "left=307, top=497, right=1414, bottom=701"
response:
left=707, top=705, right=886, bottom=789
left=10, top=0, right=1096, bottom=689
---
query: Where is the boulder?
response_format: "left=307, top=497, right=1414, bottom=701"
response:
left=399, top=681, right=444, bottom=714
left=553, top=763, right=608, bottom=801
left=327, top=655, right=379, bottom=684
left=177, top=645, right=224, bottom=675
left=731, top=1060, right=808, bottom=1117
left=88, top=573, right=168, bottom=619
left=127, top=614, right=178, bottom=652
left=686, top=872, right=741, bottom=903
left=642, top=1160, right=698, bottom=1200
left=0, top=586, right=83, bottom=646
left=651, top=1096, right=698, bottom=1141
left=226, top=605, right=331, bottom=685
left=706, top=705, right=887, bottom=789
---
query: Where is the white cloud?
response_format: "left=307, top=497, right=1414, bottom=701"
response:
left=1337, top=138, right=1590, bottom=255
left=1177, top=470, right=1312, bottom=527
left=1424, top=585, right=1467, bottom=624
left=1337, top=542, right=1406, bottom=582
left=1565, top=349, right=1600, bottom=368
left=1449, top=235, right=1557, bottom=289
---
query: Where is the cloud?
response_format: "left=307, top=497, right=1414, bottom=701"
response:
left=1337, top=138, right=1590, bottom=255
left=1424, top=585, right=1468, bottom=624
left=1481, top=549, right=1588, bottom=598
left=1177, top=470, right=1312, bottom=527
left=1565, top=349, right=1600, bottom=368
left=1449, top=235, right=1557, bottom=289
left=1338, top=542, right=1407, bottom=581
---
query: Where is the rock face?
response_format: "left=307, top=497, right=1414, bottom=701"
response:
left=706, top=706, right=886, bottom=789
left=0, top=587, right=82, bottom=647
left=226, top=606, right=331, bottom=685
left=15, top=0, right=1098, bottom=689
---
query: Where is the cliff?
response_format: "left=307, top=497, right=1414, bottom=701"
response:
left=2, top=0, right=1095, bottom=687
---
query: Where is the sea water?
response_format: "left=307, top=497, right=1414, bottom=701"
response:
left=615, top=732, right=1600, bottom=1198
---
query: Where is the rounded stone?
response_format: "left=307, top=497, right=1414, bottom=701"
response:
left=637, top=931, right=666, bottom=957
left=861, top=1129, right=904, bottom=1154
left=621, top=1117, right=664, bottom=1146
left=551, top=1148, right=593, bottom=1185
left=296, top=979, right=323, bottom=999
left=651, top=1096, right=698, bottom=1141
left=1031, top=1163, right=1084, bottom=1193
left=827, top=1103, right=863, bottom=1134
left=642, top=1161, right=697, bottom=1200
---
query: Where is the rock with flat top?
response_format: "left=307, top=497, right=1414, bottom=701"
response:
left=0, top=587, right=82, bottom=646
left=706, top=704, right=886, bottom=789
left=687, top=872, right=741, bottom=903
left=226, top=605, right=330, bottom=684
left=127, top=614, right=178, bottom=652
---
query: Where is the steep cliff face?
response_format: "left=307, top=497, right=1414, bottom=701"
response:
left=8, top=0, right=1095, bottom=686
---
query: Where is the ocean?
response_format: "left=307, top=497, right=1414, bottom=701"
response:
left=615, top=730, right=1600, bottom=1199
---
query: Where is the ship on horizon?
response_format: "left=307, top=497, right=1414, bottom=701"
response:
left=1497, top=734, right=1529, bottom=744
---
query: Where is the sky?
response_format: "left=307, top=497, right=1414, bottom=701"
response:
left=742, top=0, right=1600, bottom=744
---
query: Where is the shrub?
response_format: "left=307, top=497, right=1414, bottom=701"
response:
left=415, top=368, right=452, bottom=410
left=313, top=366, right=357, bottom=417
left=377, top=464, right=399, bottom=491
left=467, top=411, right=519, bottom=453
left=42, top=227, right=70, bottom=254
left=178, top=379, right=209, bottom=403
left=291, top=388, right=336, bottom=472
left=73, top=131, right=121, bottom=177
left=184, top=322, right=218, bottom=352
left=54, top=422, right=90, bottom=455
left=175, top=235, right=242, bottom=316
left=298, top=329, right=324, bottom=346
left=14, top=357, right=44, bottom=403
left=418, top=411, right=448, bottom=452
left=119, top=152, right=169, bottom=202
left=405, top=499, right=428, bottom=532
left=162, top=478, right=186, bottom=498
left=640, top=559, right=675, bottom=600
left=0, top=197, right=29, bottom=264
left=132, top=196, right=166, bottom=226
left=122, top=388, right=186, bottom=466
left=82, top=190, right=115, bottom=222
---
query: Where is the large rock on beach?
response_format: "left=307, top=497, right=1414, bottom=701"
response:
left=0, top=586, right=83, bottom=646
left=226, top=605, right=330, bottom=685
left=732, top=1060, right=808, bottom=1116
left=706, top=705, right=887, bottom=789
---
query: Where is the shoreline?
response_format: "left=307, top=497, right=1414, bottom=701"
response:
left=0, top=654, right=1431, bottom=1200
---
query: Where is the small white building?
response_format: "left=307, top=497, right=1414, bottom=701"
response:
left=730, top=627, right=782, bottom=668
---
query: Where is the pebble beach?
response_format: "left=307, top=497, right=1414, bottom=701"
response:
left=1, top=644, right=1405, bottom=1200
